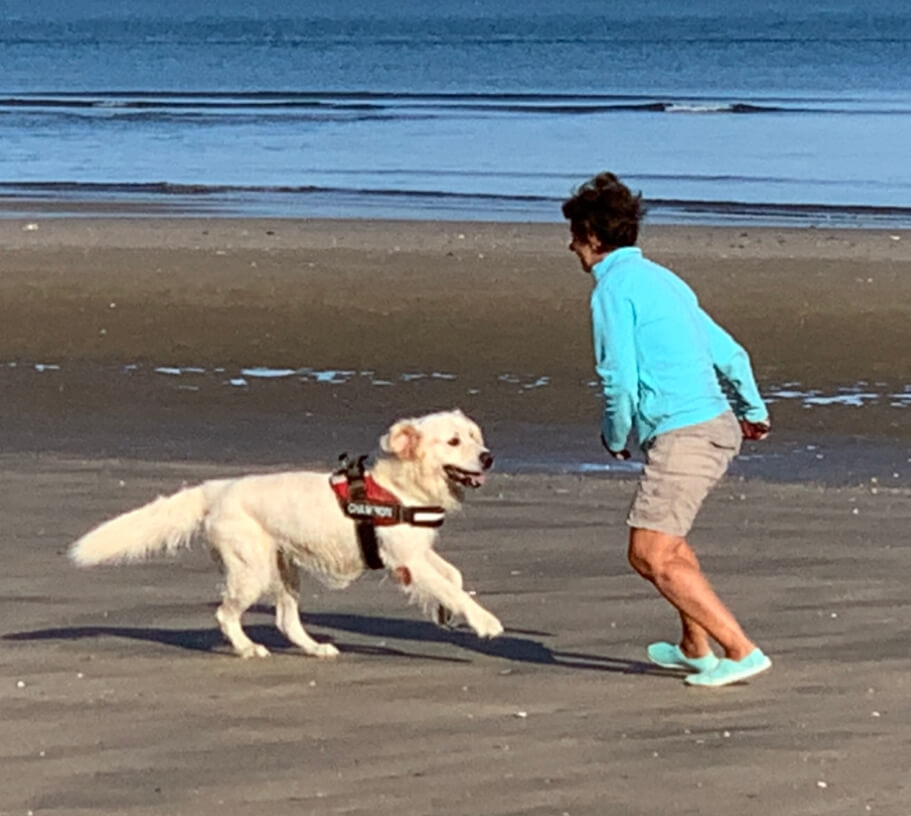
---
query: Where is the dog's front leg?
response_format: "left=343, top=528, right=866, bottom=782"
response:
left=405, top=557, right=503, bottom=639
left=425, top=549, right=464, bottom=588
left=424, top=549, right=463, bottom=627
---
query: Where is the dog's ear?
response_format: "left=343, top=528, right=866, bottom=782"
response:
left=381, top=421, right=421, bottom=460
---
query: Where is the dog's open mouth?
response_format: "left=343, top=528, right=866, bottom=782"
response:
left=444, top=464, right=485, bottom=488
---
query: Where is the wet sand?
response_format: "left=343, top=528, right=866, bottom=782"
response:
left=1, top=217, right=910, bottom=814
left=1, top=217, right=910, bottom=461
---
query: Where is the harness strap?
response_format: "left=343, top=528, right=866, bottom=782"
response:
left=343, top=454, right=384, bottom=570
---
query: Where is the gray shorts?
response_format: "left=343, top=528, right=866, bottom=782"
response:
left=627, top=411, right=742, bottom=537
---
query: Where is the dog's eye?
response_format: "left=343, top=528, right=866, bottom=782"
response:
left=447, top=436, right=460, bottom=446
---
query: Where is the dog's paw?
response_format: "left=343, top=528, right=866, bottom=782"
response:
left=307, top=643, right=338, bottom=660
left=469, top=609, right=504, bottom=639
left=238, top=643, right=271, bottom=659
left=435, top=605, right=455, bottom=628
left=311, top=642, right=340, bottom=659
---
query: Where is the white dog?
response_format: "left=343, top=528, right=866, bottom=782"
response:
left=70, top=409, right=503, bottom=659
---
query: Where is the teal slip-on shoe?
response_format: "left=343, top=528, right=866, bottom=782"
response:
left=684, top=648, right=772, bottom=687
left=647, top=641, right=720, bottom=672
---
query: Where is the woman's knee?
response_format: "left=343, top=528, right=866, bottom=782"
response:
left=627, top=527, right=683, bottom=579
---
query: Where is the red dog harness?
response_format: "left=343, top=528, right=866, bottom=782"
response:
left=330, top=454, right=446, bottom=570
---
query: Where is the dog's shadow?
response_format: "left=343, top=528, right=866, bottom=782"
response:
left=302, top=611, right=668, bottom=674
left=3, top=607, right=673, bottom=676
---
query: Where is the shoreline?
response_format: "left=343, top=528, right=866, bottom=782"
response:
left=3, top=190, right=911, bottom=230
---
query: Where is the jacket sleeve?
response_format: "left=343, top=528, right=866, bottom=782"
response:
left=701, top=311, right=768, bottom=422
left=591, top=284, right=638, bottom=451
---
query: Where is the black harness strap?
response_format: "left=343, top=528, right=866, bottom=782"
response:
left=342, top=454, right=385, bottom=570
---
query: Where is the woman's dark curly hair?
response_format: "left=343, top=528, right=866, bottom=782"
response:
left=561, top=172, right=646, bottom=248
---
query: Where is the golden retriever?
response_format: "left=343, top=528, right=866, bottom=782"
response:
left=70, top=409, right=503, bottom=658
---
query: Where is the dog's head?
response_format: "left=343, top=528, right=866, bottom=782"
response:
left=377, top=409, right=493, bottom=506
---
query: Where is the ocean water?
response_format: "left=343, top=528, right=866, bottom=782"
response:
left=1, top=0, right=910, bottom=225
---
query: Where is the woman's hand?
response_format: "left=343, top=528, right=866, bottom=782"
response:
left=601, top=431, right=631, bottom=459
left=740, top=419, right=771, bottom=441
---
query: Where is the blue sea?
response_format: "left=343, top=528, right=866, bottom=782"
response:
left=1, top=0, right=910, bottom=226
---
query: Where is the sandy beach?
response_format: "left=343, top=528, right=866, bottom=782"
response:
left=1, top=217, right=910, bottom=815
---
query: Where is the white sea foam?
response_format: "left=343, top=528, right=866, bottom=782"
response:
left=240, top=367, right=297, bottom=378
left=310, top=370, right=354, bottom=383
left=665, top=102, right=732, bottom=114
left=803, top=393, right=878, bottom=407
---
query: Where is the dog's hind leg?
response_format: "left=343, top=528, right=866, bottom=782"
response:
left=211, top=518, right=274, bottom=659
left=274, top=553, right=339, bottom=659
left=216, top=583, right=270, bottom=659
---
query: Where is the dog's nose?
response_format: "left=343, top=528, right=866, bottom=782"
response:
left=480, top=451, right=494, bottom=471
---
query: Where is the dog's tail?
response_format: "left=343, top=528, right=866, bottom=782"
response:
left=70, top=480, right=229, bottom=567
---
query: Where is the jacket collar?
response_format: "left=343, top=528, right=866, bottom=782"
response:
left=591, top=246, right=642, bottom=283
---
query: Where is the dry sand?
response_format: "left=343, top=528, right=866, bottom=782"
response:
left=1, top=217, right=910, bottom=815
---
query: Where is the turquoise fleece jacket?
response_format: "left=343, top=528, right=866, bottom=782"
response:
left=590, top=247, right=768, bottom=451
